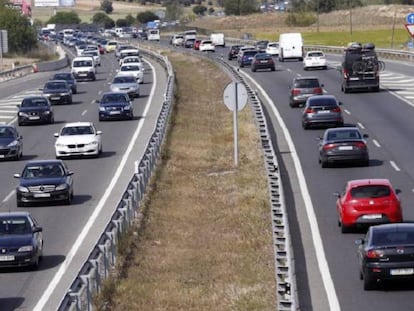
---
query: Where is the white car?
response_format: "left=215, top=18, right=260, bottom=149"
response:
left=266, top=42, right=279, bottom=56
left=303, top=50, right=327, bottom=70
left=54, top=122, right=102, bottom=158
left=199, top=40, right=215, bottom=52
left=120, top=56, right=143, bottom=68
left=117, top=63, right=144, bottom=84
left=82, top=50, right=101, bottom=66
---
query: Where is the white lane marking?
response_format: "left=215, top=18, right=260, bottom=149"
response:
left=33, top=59, right=157, bottom=311
left=1, top=190, right=15, bottom=204
left=390, top=161, right=401, bottom=171
left=343, top=109, right=351, bottom=115
left=357, top=122, right=365, bottom=129
left=239, top=70, right=341, bottom=310
left=0, top=116, right=13, bottom=119
left=372, top=139, right=381, bottom=147
left=81, top=110, right=87, bottom=116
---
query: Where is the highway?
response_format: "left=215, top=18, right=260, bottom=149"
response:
left=0, top=49, right=168, bottom=310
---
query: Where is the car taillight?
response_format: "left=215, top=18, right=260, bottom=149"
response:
left=331, top=107, right=341, bottom=113
left=343, top=68, right=349, bottom=78
left=353, top=142, right=366, bottom=148
left=366, top=249, right=384, bottom=258
left=323, top=143, right=336, bottom=150
left=292, top=89, right=301, bottom=96
left=305, top=108, right=314, bottom=113
left=314, top=87, right=323, bottom=94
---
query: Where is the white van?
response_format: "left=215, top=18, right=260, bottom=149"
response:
left=148, top=29, right=160, bottom=41
left=210, top=33, right=225, bottom=47
left=278, top=33, right=303, bottom=62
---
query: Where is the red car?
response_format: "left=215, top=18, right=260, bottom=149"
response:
left=335, top=179, right=402, bottom=233
left=98, top=44, right=105, bottom=55
left=194, top=39, right=201, bottom=50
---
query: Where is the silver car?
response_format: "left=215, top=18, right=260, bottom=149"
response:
left=302, top=95, right=344, bottom=129
left=110, top=75, right=140, bottom=98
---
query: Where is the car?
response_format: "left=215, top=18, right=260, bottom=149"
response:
left=199, top=40, right=215, bottom=52
left=356, top=223, right=414, bottom=290
left=105, top=40, right=117, bottom=53
left=289, top=77, right=324, bottom=108
left=236, top=45, right=256, bottom=61
left=228, top=45, right=243, bottom=60
left=115, top=44, right=135, bottom=59
left=54, top=122, right=102, bottom=158
left=82, top=50, right=101, bottom=67
left=336, top=179, right=402, bottom=233
left=194, top=39, right=201, bottom=50
left=17, top=96, right=54, bottom=125
left=238, top=50, right=258, bottom=67
left=51, top=72, right=77, bottom=94
left=97, top=92, right=134, bottom=121
left=110, top=75, right=140, bottom=98
left=318, top=127, right=369, bottom=168
left=14, top=159, right=74, bottom=206
left=301, top=95, right=343, bottom=129
left=41, top=80, right=73, bottom=105
left=117, top=63, right=144, bottom=84
left=0, top=211, right=43, bottom=269
left=265, top=41, right=279, bottom=56
left=0, top=124, right=23, bottom=160
left=119, top=48, right=140, bottom=64
left=255, top=40, right=269, bottom=52
left=251, top=53, right=275, bottom=72
left=120, top=56, right=143, bottom=68
left=171, top=34, right=184, bottom=46
left=184, top=38, right=196, bottom=48
left=75, top=44, right=87, bottom=56
left=71, top=56, right=96, bottom=81
left=303, top=50, right=327, bottom=70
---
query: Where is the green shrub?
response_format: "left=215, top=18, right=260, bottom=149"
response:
left=285, top=12, right=317, bottom=27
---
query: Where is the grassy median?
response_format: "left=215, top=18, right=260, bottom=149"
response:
left=95, top=52, right=276, bottom=310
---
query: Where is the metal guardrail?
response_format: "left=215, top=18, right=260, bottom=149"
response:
left=57, top=48, right=175, bottom=311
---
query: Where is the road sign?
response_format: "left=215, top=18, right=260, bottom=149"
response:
left=0, top=30, right=8, bottom=54
left=407, top=13, right=414, bottom=24
left=405, top=24, right=414, bottom=38
left=223, top=82, right=248, bottom=111
left=408, top=41, right=414, bottom=49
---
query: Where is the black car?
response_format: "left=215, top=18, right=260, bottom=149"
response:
left=0, top=125, right=23, bottom=161
left=318, top=127, right=369, bottom=168
left=51, top=72, right=77, bottom=94
left=17, top=96, right=54, bottom=125
left=228, top=45, right=243, bottom=60
left=356, top=223, right=414, bottom=290
left=41, top=80, right=73, bottom=105
left=97, top=92, right=134, bottom=121
left=289, top=77, right=324, bottom=108
left=14, top=159, right=74, bottom=206
left=251, top=53, right=276, bottom=72
left=0, top=212, right=43, bottom=269
left=184, top=38, right=196, bottom=48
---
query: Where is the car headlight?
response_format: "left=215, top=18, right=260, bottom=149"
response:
left=60, top=93, right=69, bottom=96
left=99, top=107, right=106, bottom=112
left=123, top=105, right=132, bottom=111
left=8, top=140, right=19, bottom=148
left=17, top=186, right=29, bottom=193
left=18, top=112, right=28, bottom=117
left=43, top=111, right=51, bottom=115
left=56, top=183, right=69, bottom=191
left=111, top=86, right=120, bottom=92
left=18, top=245, right=33, bottom=252
left=86, top=141, right=98, bottom=146
left=55, top=142, right=65, bottom=147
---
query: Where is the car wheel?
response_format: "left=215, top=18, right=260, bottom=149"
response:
left=271, top=67, right=275, bottom=71
left=321, top=159, right=328, bottom=168
left=343, top=87, right=349, bottom=93
left=341, top=223, right=351, bottom=233
left=302, top=122, right=309, bottom=130
left=362, top=159, right=370, bottom=167
left=73, top=88, right=77, bottom=94
left=18, top=120, right=23, bottom=126
left=30, top=255, right=40, bottom=271
left=17, top=199, right=25, bottom=207
left=304, top=67, right=308, bottom=71
left=92, top=74, right=96, bottom=81
left=50, top=115, right=54, bottom=124
left=64, top=192, right=73, bottom=205
left=363, top=272, right=376, bottom=291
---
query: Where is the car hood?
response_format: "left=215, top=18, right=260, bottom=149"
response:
left=0, top=137, right=15, bottom=147
left=0, top=234, right=33, bottom=247
left=19, top=106, right=50, bottom=113
left=19, top=177, right=67, bottom=187
left=43, top=89, right=69, bottom=94
left=117, top=71, right=142, bottom=77
left=100, top=102, right=129, bottom=108
left=56, top=135, right=97, bottom=144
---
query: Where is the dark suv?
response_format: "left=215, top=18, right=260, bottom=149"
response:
left=289, top=77, right=324, bottom=108
left=339, top=42, right=381, bottom=93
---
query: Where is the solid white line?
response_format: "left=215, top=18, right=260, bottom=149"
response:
left=390, top=161, right=401, bottom=171
left=1, top=190, right=15, bottom=204
left=239, top=71, right=341, bottom=310
left=357, top=122, right=365, bottom=129
left=81, top=110, right=87, bottom=116
left=372, top=139, right=381, bottom=147
left=33, top=60, right=157, bottom=311
left=343, top=109, right=351, bottom=115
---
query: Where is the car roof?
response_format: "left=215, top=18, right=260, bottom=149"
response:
left=371, top=223, right=414, bottom=233
left=25, top=159, right=64, bottom=165
left=347, top=179, right=392, bottom=188
left=0, top=211, right=31, bottom=217
left=62, top=121, right=93, bottom=127
left=22, top=95, right=49, bottom=100
left=325, top=126, right=360, bottom=133
left=294, top=76, right=319, bottom=81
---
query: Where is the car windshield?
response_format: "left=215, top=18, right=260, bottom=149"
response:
left=308, top=52, right=324, bottom=57
left=73, top=60, right=92, bottom=67
left=294, top=79, right=320, bottom=88
left=372, top=230, right=414, bottom=246
left=61, top=126, right=94, bottom=136
left=124, top=58, right=140, bottom=63
left=308, top=98, right=337, bottom=107
left=327, top=130, right=361, bottom=140
left=45, top=82, right=66, bottom=90
left=101, top=94, right=128, bottom=103
left=0, top=127, right=14, bottom=138
left=350, top=185, right=391, bottom=198
left=113, top=76, right=135, bottom=84
left=0, top=217, right=31, bottom=235
left=22, top=98, right=48, bottom=107
left=22, top=163, right=64, bottom=178
left=53, top=74, right=71, bottom=80
left=121, top=65, right=139, bottom=71
left=243, top=51, right=257, bottom=57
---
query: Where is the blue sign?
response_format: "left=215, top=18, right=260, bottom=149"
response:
left=407, top=13, right=414, bottom=24
left=408, top=41, right=414, bottom=49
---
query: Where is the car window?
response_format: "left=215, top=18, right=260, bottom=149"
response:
left=0, top=127, right=15, bottom=137
left=350, top=185, right=391, bottom=198
left=308, top=52, right=324, bottom=57
left=373, top=231, right=414, bottom=246
left=255, top=53, right=271, bottom=60
left=121, top=65, right=139, bottom=71
left=23, top=164, right=64, bottom=178
left=0, top=217, right=31, bottom=235
left=54, top=74, right=70, bottom=80
left=61, top=126, right=93, bottom=135
left=308, top=98, right=337, bottom=107
left=102, top=94, right=127, bottom=103
left=327, top=130, right=361, bottom=140
left=113, top=76, right=135, bottom=83
left=73, top=60, right=92, bottom=67
left=46, top=82, right=66, bottom=89
left=294, top=79, right=320, bottom=88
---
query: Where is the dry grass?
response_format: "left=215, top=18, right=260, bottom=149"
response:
left=95, top=52, right=276, bottom=310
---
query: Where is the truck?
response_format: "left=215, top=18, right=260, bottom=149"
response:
left=210, top=33, right=225, bottom=47
left=278, top=32, right=303, bottom=62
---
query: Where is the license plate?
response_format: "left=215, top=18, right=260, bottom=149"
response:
left=349, top=77, right=359, bottom=81
left=391, top=268, right=414, bottom=276
left=362, top=214, right=382, bottom=219
left=51, top=97, right=60, bottom=100
left=33, top=193, right=51, bottom=198
left=317, top=110, right=330, bottom=114
left=29, top=116, right=40, bottom=120
left=79, top=73, right=87, bottom=77
left=338, top=146, right=353, bottom=150
left=260, top=60, right=268, bottom=63
left=0, top=155, right=4, bottom=158
left=109, top=111, right=121, bottom=115
left=0, top=255, right=15, bottom=261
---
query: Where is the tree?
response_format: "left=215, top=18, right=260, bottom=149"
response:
left=165, top=0, right=183, bottom=21
left=92, top=12, right=115, bottom=28
left=224, top=0, right=258, bottom=15
left=136, top=11, right=159, bottom=23
left=47, top=11, right=81, bottom=24
left=116, top=18, right=128, bottom=27
left=125, top=14, right=136, bottom=26
left=101, top=0, right=113, bottom=14
left=193, top=4, right=207, bottom=15
left=0, top=4, right=37, bottom=53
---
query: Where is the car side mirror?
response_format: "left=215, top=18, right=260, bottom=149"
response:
left=13, top=173, right=21, bottom=178
left=67, top=171, right=74, bottom=176
left=333, top=192, right=341, bottom=198
left=33, top=226, right=43, bottom=233
left=53, top=133, right=59, bottom=137
left=355, top=238, right=364, bottom=245
left=363, top=134, right=369, bottom=138
left=16, top=104, right=21, bottom=108
left=321, top=84, right=324, bottom=87
left=338, top=101, right=343, bottom=106
left=395, top=189, right=402, bottom=194
left=94, top=99, right=100, bottom=104
left=96, top=130, right=102, bottom=135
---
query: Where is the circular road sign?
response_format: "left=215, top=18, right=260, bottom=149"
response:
left=223, top=82, right=248, bottom=111
left=407, top=13, right=414, bottom=24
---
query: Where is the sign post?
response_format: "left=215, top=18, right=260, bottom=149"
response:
left=223, top=81, right=248, bottom=167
